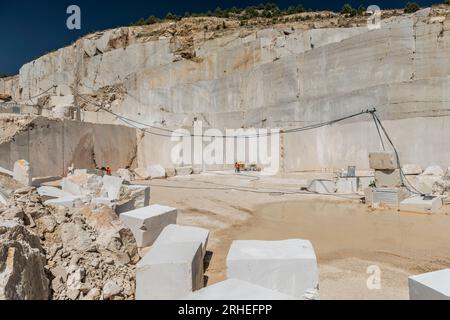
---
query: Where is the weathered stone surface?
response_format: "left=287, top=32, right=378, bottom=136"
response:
left=13, top=160, right=32, bottom=186
left=0, top=220, right=50, bottom=300
left=49, top=95, right=74, bottom=108
left=409, top=269, right=450, bottom=300
left=374, top=169, right=402, bottom=188
left=102, top=279, right=123, bottom=300
left=60, top=222, right=93, bottom=252
left=175, top=166, right=193, bottom=176
left=136, top=241, right=203, bottom=300
left=432, top=176, right=450, bottom=196
left=122, top=185, right=150, bottom=209
left=133, top=167, right=150, bottom=180
left=369, top=152, right=397, bottom=170
left=62, top=173, right=105, bottom=197
left=0, top=185, right=138, bottom=301
left=153, top=224, right=209, bottom=257
left=226, top=239, right=319, bottom=299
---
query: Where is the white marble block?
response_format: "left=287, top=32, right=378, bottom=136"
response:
left=136, top=241, right=204, bottom=300
left=175, top=166, right=193, bottom=176
left=187, top=278, right=298, bottom=300
left=308, top=179, right=336, bottom=193
left=374, top=169, right=402, bottom=188
left=119, top=204, right=177, bottom=247
left=148, top=164, right=166, bottom=179
left=153, top=224, right=210, bottom=257
left=400, top=196, right=443, bottom=214
left=226, top=239, right=319, bottom=299
left=37, top=186, right=72, bottom=201
left=409, top=269, right=450, bottom=300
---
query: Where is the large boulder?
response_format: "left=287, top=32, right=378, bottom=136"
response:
left=62, top=173, right=105, bottom=197
left=0, top=220, right=50, bottom=300
left=13, top=160, right=32, bottom=186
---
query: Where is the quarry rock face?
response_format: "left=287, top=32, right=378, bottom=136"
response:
left=0, top=219, right=50, bottom=300
left=3, top=11, right=450, bottom=172
left=0, top=116, right=138, bottom=179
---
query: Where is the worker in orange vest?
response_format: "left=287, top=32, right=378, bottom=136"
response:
left=106, top=166, right=112, bottom=176
left=234, top=161, right=240, bottom=173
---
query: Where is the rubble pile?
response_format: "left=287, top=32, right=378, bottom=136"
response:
left=0, top=182, right=139, bottom=300
left=0, top=219, right=49, bottom=300
left=0, top=115, right=36, bottom=144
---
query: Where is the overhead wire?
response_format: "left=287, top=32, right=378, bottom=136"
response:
left=371, top=111, right=424, bottom=196
left=75, top=90, right=375, bottom=138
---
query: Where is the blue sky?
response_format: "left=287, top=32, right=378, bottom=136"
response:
left=0, top=0, right=442, bottom=75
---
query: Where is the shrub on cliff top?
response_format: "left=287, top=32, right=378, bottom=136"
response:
left=404, top=2, right=420, bottom=13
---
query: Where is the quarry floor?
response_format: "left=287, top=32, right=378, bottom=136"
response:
left=139, top=171, right=450, bottom=300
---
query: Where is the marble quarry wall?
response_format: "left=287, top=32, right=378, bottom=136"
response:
left=0, top=75, right=20, bottom=102
left=0, top=117, right=137, bottom=177
left=7, top=12, right=450, bottom=171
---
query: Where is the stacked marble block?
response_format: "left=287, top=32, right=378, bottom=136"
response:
left=409, top=269, right=450, bottom=300
left=189, top=239, right=319, bottom=300
left=367, top=151, right=409, bottom=209
left=135, top=224, right=210, bottom=300
left=125, top=211, right=210, bottom=300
